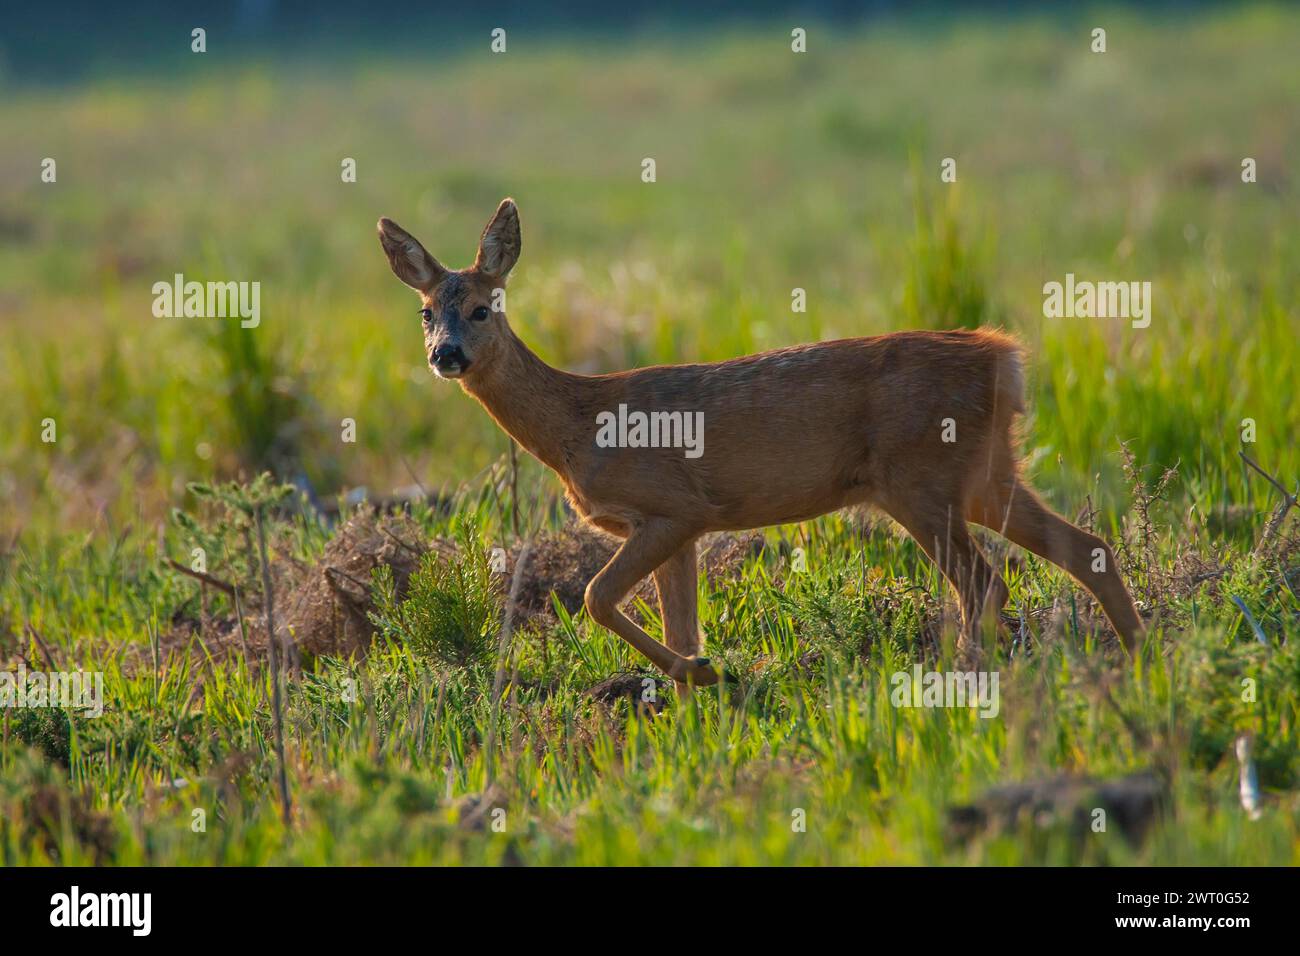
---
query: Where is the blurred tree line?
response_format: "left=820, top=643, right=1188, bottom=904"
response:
left=2, top=0, right=1226, bottom=85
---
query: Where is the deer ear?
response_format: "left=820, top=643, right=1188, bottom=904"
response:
left=474, top=199, right=521, bottom=279
left=377, top=217, right=445, bottom=292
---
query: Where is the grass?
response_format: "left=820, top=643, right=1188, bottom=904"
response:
left=2, top=485, right=1297, bottom=865
left=1, top=7, right=1299, bottom=864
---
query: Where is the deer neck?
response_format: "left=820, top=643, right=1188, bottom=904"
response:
left=460, top=330, right=582, bottom=476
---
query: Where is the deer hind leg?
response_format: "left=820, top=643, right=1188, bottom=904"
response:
left=887, top=502, right=1008, bottom=656
left=653, top=539, right=711, bottom=696
left=968, top=478, right=1144, bottom=652
left=653, top=538, right=702, bottom=658
left=585, top=519, right=718, bottom=687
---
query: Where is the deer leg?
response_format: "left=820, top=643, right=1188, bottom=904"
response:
left=652, top=539, right=710, bottom=695
left=970, top=479, right=1144, bottom=652
left=888, top=504, right=1007, bottom=656
left=653, top=538, right=702, bottom=658
left=585, top=519, right=718, bottom=686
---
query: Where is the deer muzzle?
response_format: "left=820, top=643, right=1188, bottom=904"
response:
left=431, top=343, right=470, bottom=378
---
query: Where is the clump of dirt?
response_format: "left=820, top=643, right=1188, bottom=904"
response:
left=151, top=507, right=449, bottom=672
left=454, top=782, right=509, bottom=832
left=584, top=672, right=671, bottom=713
left=947, top=770, right=1167, bottom=846
left=700, top=532, right=766, bottom=582
left=506, top=524, right=620, bottom=621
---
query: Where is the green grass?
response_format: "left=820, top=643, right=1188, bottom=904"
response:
left=1, top=8, right=1299, bottom=864
left=2, top=491, right=1297, bottom=865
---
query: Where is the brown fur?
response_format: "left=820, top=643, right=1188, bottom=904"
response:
left=378, top=200, right=1145, bottom=688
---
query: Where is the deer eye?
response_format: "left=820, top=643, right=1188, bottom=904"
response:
left=470, top=306, right=490, bottom=321
left=419, top=308, right=433, bottom=322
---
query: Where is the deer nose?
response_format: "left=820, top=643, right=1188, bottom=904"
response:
left=432, top=344, right=468, bottom=369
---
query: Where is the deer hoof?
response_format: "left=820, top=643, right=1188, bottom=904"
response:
left=673, top=657, right=721, bottom=687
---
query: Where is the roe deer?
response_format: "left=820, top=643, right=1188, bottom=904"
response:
left=378, top=199, right=1145, bottom=690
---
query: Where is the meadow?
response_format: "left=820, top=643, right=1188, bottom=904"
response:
left=1, top=7, right=1298, bottom=864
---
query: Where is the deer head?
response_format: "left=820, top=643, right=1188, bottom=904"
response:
left=377, top=199, right=521, bottom=380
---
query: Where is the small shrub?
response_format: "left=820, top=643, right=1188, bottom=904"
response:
left=10, top=708, right=72, bottom=766
left=369, top=518, right=502, bottom=671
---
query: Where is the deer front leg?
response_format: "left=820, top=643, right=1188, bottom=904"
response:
left=653, top=538, right=712, bottom=695
left=585, top=520, right=719, bottom=687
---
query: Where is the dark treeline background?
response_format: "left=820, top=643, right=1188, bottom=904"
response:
left=3, top=0, right=1231, bottom=85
